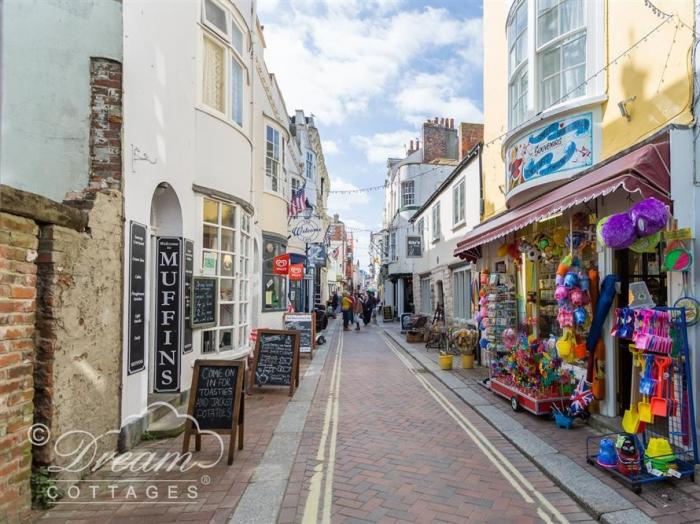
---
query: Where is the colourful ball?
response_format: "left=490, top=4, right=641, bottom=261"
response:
left=601, top=213, right=637, bottom=249
left=630, top=231, right=662, bottom=253
left=574, top=307, right=588, bottom=325
left=564, top=271, right=579, bottom=289
left=629, top=197, right=669, bottom=236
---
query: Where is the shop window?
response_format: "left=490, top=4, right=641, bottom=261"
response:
left=238, top=213, right=251, bottom=345
left=401, top=180, right=415, bottom=207
left=265, top=126, right=282, bottom=193
left=263, top=235, right=286, bottom=311
left=201, top=198, right=242, bottom=354
left=452, top=268, right=471, bottom=320
left=453, top=179, right=465, bottom=226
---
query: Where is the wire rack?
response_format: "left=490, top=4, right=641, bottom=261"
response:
left=586, top=306, right=698, bottom=492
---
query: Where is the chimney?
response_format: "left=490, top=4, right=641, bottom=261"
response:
left=450, top=118, right=454, bottom=129
left=416, top=139, right=420, bottom=150
left=422, top=116, right=459, bottom=163
left=409, top=139, right=414, bottom=154
left=459, top=122, right=485, bottom=159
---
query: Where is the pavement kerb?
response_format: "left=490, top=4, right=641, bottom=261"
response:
left=229, top=322, right=338, bottom=524
left=383, top=327, right=652, bottom=524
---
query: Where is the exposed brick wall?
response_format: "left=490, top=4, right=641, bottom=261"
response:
left=0, top=213, right=39, bottom=523
left=89, top=58, right=123, bottom=192
left=460, top=123, right=484, bottom=159
left=422, top=118, right=458, bottom=164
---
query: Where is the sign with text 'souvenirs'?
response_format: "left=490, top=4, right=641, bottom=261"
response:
left=183, top=240, right=194, bottom=354
left=155, top=237, right=182, bottom=392
left=127, top=222, right=147, bottom=375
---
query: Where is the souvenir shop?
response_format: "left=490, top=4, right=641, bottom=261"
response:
left=454, top=135, right=699, bottom=489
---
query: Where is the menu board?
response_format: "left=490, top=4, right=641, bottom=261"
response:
left=254, top=330, right=300, bottom=396
left=284, top=313, right=315, bottom=356
left=192, top=277, right=217, bottom=328
left=383, top=305, right=394, bottom=322
left=127, top=222, right=146, bottom=375
left=183, top=240, right=193, bottom=353
left=182, top=359, right=245, bottom=465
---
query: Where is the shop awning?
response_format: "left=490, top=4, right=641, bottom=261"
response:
left=454, top=141, right=670, bottom=259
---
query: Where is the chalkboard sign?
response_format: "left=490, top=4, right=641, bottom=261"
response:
left=382, top=305, right=394, bottom=322
left=182, top=359, right=245, bottom=465
left=192, top=277, right=217, bottom=328
left=254, top=330, right=300, bottom=396
left=400, top=313, right=415, bottom=332
left=183, top=240, right=194, bottom=353
left=127, top=222, right=146, bottom=375
left=284, top=313, right=315, bottom=357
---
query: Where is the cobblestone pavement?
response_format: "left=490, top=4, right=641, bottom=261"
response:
left=279, top=323, right=593, bottom=523
left=382, top=323, right=700, bottom=524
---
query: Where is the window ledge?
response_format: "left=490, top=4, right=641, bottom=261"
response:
left=502, top=93, right=607, bottom=153
left=431, top=237, right=440, bottom=244
left=452, top=220, right=466, bottom=232
left=195, top=106, right=251, bottom=145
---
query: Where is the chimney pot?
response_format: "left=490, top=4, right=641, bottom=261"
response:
left=409, top=139, right=414, bottom=152
left=416, top=139, right=420, bottom=149
left=434, top=117, right=439, bottom=124
left=450, top=118, right=454, bottom=129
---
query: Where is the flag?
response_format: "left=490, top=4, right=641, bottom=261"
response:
left=323, top=225, right=332, bottom=245
left=331, top=247, right=340, bottom=259
left=568, top=379, right=593, bottom=416
left=289, top=182, right=307, bottom=217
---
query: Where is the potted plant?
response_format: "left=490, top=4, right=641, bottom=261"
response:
left=451, top=328, right=478, bottom=369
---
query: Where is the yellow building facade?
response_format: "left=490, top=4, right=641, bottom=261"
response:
left=481, top=0, right=694, bottom=218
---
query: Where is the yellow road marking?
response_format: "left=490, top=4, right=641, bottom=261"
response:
left=302, top=329, right=343, bottom=524
left=381, top=333, right=569, bottom=524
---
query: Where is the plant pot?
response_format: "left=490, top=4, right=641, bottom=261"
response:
left=438, top=354, right=453, bottom=370
left=461, top=354, right=474, bottom=369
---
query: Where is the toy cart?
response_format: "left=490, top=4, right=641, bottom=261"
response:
left=486, top=376, right=571, bottom=415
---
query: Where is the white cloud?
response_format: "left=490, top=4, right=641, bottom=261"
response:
left=260, top=3, right=482, bottom=125
left=394, top=72, right=483, bottom=126
left=322, top=139, right=340, bottom=155
left=351, top=129, right=416, bottom=163
left=327, top=178, right=370, bottom=211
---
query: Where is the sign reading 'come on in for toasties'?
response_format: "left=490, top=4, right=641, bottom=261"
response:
left=506, top=112, right=593, bottom=193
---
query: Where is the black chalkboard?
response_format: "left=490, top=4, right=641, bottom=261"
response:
left=192, top=277, right=217, bottom=327
left=400, top=313, right=414, bottom=332
left=254, top=330, right=300, bottom=396
left=183, top=240, right=194, bottom=353
left=183, top=359, right=245, bottom=465
left=127, top=222, right=146, bottom=375
left=284, top=313, right=315, bottom=356
left=383, top=305, right=393, bottom=321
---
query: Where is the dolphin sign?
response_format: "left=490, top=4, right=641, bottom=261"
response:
left=524, top=141, right=577, bottom=180
left=528, top=117, right=590, bottom=144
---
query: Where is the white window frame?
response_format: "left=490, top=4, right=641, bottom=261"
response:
left=506, top=0, right=601, bottom=131
left=390, top=231, right=397, bottom=260
left=452, top=178, right=465, bottom=227
left=200, top=0, right=247, bottom=127
left=201, top=198, right=244, bottom=355
left=305, top=151, right=315, bottom=180
left=536, top=0, right=586, bottom=111
left=420, top=277, right=432, bottom=315
left=265, top=125, right=282, bottom=194
left=417, top=217, right=425, bottom=247
left=401, top=180, right=415, bottom=207
left=452, top=268, right=471, bottom=321
left=431, top=203, right=441, bottom=242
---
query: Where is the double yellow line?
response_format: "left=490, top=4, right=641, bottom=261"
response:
left=302, top=329, right=343, bottom=524
left=381, top=333, right=569, bottom=524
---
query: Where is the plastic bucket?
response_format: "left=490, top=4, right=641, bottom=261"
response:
left=461, top=354, right=474, bottom=369
left=438, top=354, right=453, bottom=370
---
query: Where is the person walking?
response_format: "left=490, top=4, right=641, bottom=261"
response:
left=331, top=291, right=339, bottom=319
left=341, top=291, right=352, bottom=331
left=353, top=293, right=364, bottom=331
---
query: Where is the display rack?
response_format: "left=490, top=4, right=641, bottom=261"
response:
left=586, top=307, right=698, bottom=492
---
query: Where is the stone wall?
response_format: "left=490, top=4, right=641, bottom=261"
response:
left=0, top=213, right=39, bottom=523
left=422, top=118, right=458, bottom=163
left=34, top=191, right=123, bottom=480
left=460, top=123, right=484, bottom=159
left=0, top=186, right=124, bottom=519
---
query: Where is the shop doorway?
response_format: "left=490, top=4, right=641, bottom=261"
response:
left=615, top=246, right=667, bottom=414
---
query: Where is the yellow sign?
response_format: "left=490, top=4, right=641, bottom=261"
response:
left=664, top=228, right=693, bottom=241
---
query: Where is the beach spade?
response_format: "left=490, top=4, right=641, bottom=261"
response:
left=650, top=357, right=672, bottom=417
left=622, top=350, right=643, bottom=433
left=638, top=394, right=654, bottom=423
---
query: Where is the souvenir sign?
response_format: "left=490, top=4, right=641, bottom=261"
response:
left=182, top=359, right=245, bottom=465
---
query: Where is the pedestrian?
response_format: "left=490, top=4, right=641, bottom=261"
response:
left=362, top=292, right=373, bottom=326
left=331, top=291, right=339, bottom=319
left=353, top=293, right=364, bottom=331
left=341, top=291, right=352, bottom=331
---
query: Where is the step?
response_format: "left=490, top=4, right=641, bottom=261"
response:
left=146, top=402, right=188, bottom=439
left=146, top=392, right=187, bottom=425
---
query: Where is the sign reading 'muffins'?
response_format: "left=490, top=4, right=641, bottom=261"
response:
left=155, top=237, right=182, bottom=392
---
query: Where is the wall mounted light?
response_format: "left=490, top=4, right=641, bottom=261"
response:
left=618, top=96, right=637, bottom=121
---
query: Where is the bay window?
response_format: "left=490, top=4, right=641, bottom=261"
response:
left=401, top=180, right=415, bottom=207
left=537, top=0, right=586, bottom=110
left=508, top=0, right=528, bottom=128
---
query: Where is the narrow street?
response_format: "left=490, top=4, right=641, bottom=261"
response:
left=277, top=320, right=590, bottom=524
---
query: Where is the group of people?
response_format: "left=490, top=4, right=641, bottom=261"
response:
left=330, top=290, right=379, bottom=331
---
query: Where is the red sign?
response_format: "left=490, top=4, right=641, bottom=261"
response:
left=289, top=263, right=304, bottom=281
left=273, top=254, right=290, bottom=275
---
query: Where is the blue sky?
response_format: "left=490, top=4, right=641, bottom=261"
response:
left=258, top=0, right=484, bottom=266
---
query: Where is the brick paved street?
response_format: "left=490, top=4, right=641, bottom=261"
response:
left=280, top=322, right=593, bottom=523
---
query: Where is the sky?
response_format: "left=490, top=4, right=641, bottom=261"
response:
left=258, top=0, right=484, bottom=267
